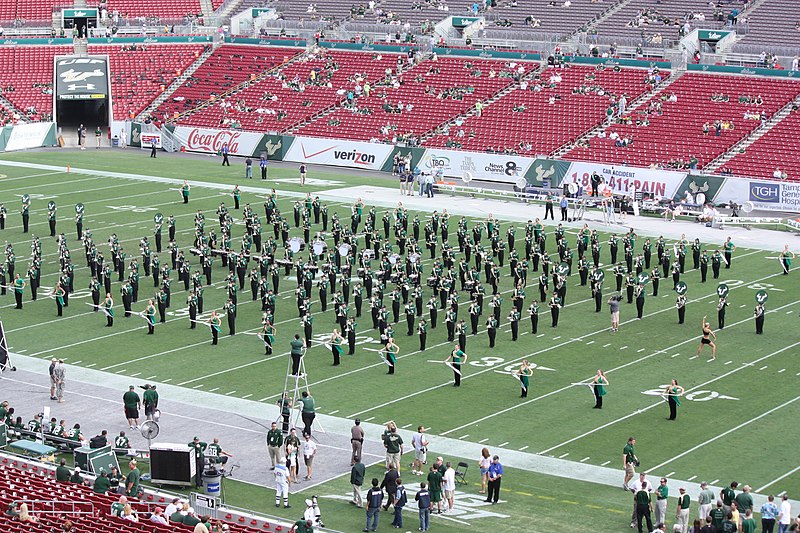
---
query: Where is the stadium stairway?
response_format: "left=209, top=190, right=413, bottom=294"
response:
left=200, top=0, right=215, bottom=18
left=0, top=94, right=30, bottom=125
left=136, top=44, right=219, bottom=122
left=703, top=93, right=800, bottom=174
left=566, top=0, right=635, bottom=39
left=552, top=67, right=684, bottom=158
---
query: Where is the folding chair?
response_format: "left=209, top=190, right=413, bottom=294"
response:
left=454, top=461, right=469, bottom=485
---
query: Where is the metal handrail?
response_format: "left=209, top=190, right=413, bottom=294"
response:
left=12, top=499, right=95, bottom=515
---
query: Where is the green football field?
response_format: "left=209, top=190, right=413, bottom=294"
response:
left=0, top=149, right=798, bottom=532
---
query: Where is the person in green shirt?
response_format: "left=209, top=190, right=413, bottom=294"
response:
left=734, top=485, right=754, bottom=518
left=654, top=477, right=668, bottom=526
left=445, top=345, right=467, bottom=386
left=267, top=422, right=284, bottom=470
left=55, top=458, right=71, bottom=482
left=622, top=437, right=638, bottom=490
left=125, top=460, right=141, bottom=497
left=205, top=437, right=232, bottom=466
left=110, top=495, right=127, bottom=517
left=383, top=337, right=399, bottom=375
left=299, top=391, right=316, bottom=437
left=516, top=360, right=532, bottom=398
left=181, top=180, right=190, bottom=204
left=143, top=384, right=159, bottom=421
left=93, top=470, right=111, bottom=494
left=70, top=467, right=85, bottom=485
left=189, top=436, right=207, bottom=488
left=676, top=486, right=691, bottom=533
left=122, top=385, right=140, bottom=429
left=426, top=465, right=443, bottom=514
left=290, top=334, right=305, bottom=376
left=634, top=481, right=653, bottom=533
left=291, top=519, right=314, bottom=533
left=740, top=509, right=756, bottom=533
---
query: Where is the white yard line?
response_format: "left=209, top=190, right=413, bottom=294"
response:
left=756, top=464, right=800, bottom=493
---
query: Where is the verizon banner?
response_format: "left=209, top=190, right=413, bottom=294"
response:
left=418, top=148, right=535, bottom=184
left=55, top=56, right=109, bottom=100
left=171, top=126, right=266, bottom=156
left=561, top=161, right=687, bottom=199
left=284, top=136, right=394, bottom=170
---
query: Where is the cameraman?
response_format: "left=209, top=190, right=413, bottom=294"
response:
left=608, top=293, right=622, bottom=333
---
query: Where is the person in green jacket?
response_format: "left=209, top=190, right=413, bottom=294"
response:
left=55, top=458, right=71, bottom=482
left=592, top=369, right=608, bottom=409
left=93, top=470, right=111, bottom=494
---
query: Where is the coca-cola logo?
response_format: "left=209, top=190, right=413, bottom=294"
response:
left=186, top=129, right=241, bottom=154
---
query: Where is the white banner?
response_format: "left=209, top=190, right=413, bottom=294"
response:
left=5, top=122, right=54, bottom=151
left=283, top=136, right=394, bottom=170
left=715, top=178, right=800, bottom=213
left=171, top=126, right=265, bottom=156
left=561, top=161, right=687, bottom=199
left=419, top=148, right=534, bottom=184
left=140, top=132, right=162, bottom=149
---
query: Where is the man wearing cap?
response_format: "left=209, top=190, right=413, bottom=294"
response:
left=351, top=419, right=364, bottom=466
left=676, top=487, right=691, bottom=533
left=654, top=477, right=669, bottom=526
left=93, top=469, right=111, bottom=494
left=164, top=498, right=181, bottom=519
left=267, top=422, right=283, bottom=470
left=189, top=436, right=207, bottom=488
left=698, top=481, right=714, bottom=521
left=122, top=385, right=141, bottom=429
left=142, top=384, right=159, bottom=421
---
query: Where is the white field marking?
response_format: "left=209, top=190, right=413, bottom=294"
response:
left=779, top=369, right=786, bottom=373
left=537, top=334, right=545, bottom=337
left=760, top=365, right=768, bottom=370
left=519, top=445, right=529, bottom=451
left=438, top=299, right=798, bottom=436
left=0, top=170, right=64, bottom=182
left=620, top=346, right=628, bottom=350
left=586, top=341, right=594, bottom=345
left=601, top=461, right=611, bottom=466
left=537, top=330, right=800, bottom=455
left=725, top=361, right=733, bottom=365
left=580, top=457, right=590, bottom=463
left=664, top=472, right=675, bottom=478
left=498, top=441, right=509, bottom=447
left=328, top=410, right=339, bottom=415
left=225, top=390, right=237, bottom=396
left=788, top=311, right=795, bottom=314
left=478, top=438, right=489, bottom=443
left=740, top=304, right=747, bottom=308
left=401, top=423, right=412, bottom=429
left=553, top=336, right=561, bottom=340
left=193, top=384, right=203, bottom=389
left=603, top=343, right=611, bottom=348
left=649, top=394, right=800, bottom=473
left=242, top=394, right=252, bottom=399
left=86, top=363, right=96, bottom=368
left=130, top=372, right=141, bottom=377
left=558, top=453, right=569, bottom=459
left=711, top=479, right=719, bottom=485
left=6, top=311, right=99, bottom=335
left=689, top=355, right=698, bottom=360
left=757, top=464, right=800, bottom=493
left=258, top=397, right=269, bottom=402
left=0, top=175, right=104, bottom=194
left=209, top=387, right=219, bottom=392
left=707, top=359, right=714, bottom=363
left=460, top=434, right=470, bottom=440
left=146, top=375, right=157, bottom=380
left=162, top=378, right=172, bottom=382
left=687, top=475, right=697, bottom=481
left=71, top=360, right=81, bottom=365
left=363, top=416, right=375, bottom=422
left=115, top=369, right=125, bottom=374
left=638, top=348, right=645, bottom=353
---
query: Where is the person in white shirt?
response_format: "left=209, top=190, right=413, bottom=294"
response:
left=629, top=472, right=653, bottom=528
left=164, top=498, right=181, bottom=518
left=442, top=462, right=456, bottom=512
left=302, top=433, right=318, bottom=480
left=411, top=426, right=429, bottom=475
left=149, top=507, right=168, bottom=525
left=778, top=493, right=792, bottom=532
left=274, top=461, right=290, bottom=508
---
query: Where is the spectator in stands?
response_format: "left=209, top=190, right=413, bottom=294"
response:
left=108, top=466, right=123, bottom=493
left=115, top=430, right=131, bottom=449
left=70, top=466, right=87, bottom=485
left=194, top=515, right=212, bottom=533
left=150, top=507, right=168, bottom=525
left=126, top=460, right=141, bottom=497
left=171, top=502, right=190, bottom=523
left=67, top=423, right=86, bottom=443
left=56, top=458, right=71, bottom=482
left=183, top=507, right=201, bottom=527
left=90, top=429, right=108, bottom=449
left=110, top=496, right=128, bottom=517
left=121, top=503, right=139, bottom=522
left=17, top=502, right=38, bottom=523
left=93, top=469, right=111, bottom=494
left=164, top=498, right=182, bottom=518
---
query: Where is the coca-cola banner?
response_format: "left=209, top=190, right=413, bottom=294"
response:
left=171, top=126, right=267, bottom=157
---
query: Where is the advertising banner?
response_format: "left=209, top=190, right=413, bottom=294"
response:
left=715, top=178, right=800, bottom=213
left=4, top=122, right=55, bottom=151
left=140, top=132, right=162, bottom=150
left=560, top=161, right=687, bottom=198
left=55, top=56, right=109, bottom=100
left=171, top=126, right=266, bottom=156
left=283, top=136, right=394, bottom=170
left=418, top=148, right=534, bottom=184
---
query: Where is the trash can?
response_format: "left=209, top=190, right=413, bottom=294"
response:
left=112, top=136, right=119, bottom=147
left=202, top=471, right=221, bottom=496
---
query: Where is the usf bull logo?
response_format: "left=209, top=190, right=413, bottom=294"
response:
left=263, top=138, right=282, bottom=157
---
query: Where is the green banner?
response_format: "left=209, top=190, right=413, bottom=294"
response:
left=452, top=17, right=480, bottom=28
left=88, top=35, right=213, bottom=45
left=688, top=63, right=800, bottom=78
left=670, top=174, right=726, bottom=202
left=380, top=146, right=426, bottom=173
left=320, top=40, right=418, bottom=54
left=564, top=56, right=671, bottom=69
left=225, top=36, right=306, bottom=48
left=253, top=134, right=293, bottom=160
left=698, top=30, right=731, bottom=42
left=252, top=8, right=273, bottom=17
left=63, top=8, right=98, bottom=18
left=433, top=46, right=541, bottom=61
left=0, top=38, right=73, bottom=46
left=130, top=123, right=143, bottom=148
left=522, top=158, right=570, bottom=187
